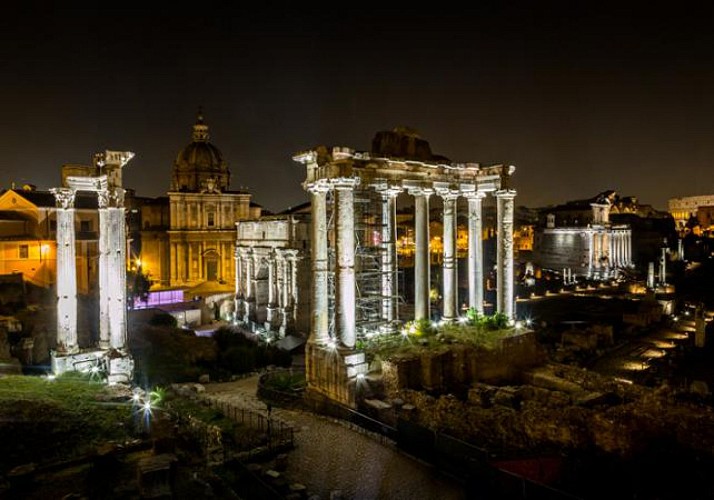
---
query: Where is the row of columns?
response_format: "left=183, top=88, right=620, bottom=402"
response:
left=51, top=186, right=128, bottom=354
left=588, top=227, right=632, bottom=277
left=609, top=229, right=632, bottom=267
left=308, top=178, right=517, bottom=350
left=235, top=246, right=299, bottom=334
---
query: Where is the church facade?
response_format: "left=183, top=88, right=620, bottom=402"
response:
left=139, top=113, right=261, bottom=290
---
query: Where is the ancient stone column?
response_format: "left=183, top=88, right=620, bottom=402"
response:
left=52, top=188, right=78, bottom=353
left=266, top=250, right=278, bottom=330
left=440, top=190, right=458, bottom=322
left=98, top=190, right=111, bottom=348
left=244, top=250, right=255, bottom=322
left=278, top=252, right=289, bottom=333
left=587, top=230, right=594, bottom=278
left=411, top=188, right=432, bottom=321
left=466, top=192, right=485, bottom=314
left=308, top=183, right=330, bottom=344
left=290, top=251, right=299, bottom=323
left=108, top=188, right=128, bottom=350
left=334, top=179, right=359, bottom=349
left=234, top=247, right=243, bottom=322
left=496, top=190, right=516, bottom=320
left=380, top=188, right=399, bottom=323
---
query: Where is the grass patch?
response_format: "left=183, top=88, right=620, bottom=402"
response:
left=362, top=321, right=516, bottom=359
left=261, top=371, right=306, bottom=392
left=0, top=374, right=134, bottom=473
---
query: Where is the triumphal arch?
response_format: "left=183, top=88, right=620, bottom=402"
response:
left=294, top=129, right=516, bottom=407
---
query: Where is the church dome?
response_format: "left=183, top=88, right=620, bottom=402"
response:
left=171, top=111, right=231, bottom=192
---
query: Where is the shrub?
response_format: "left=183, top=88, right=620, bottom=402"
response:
left=148, top=313, right=178, bottom=328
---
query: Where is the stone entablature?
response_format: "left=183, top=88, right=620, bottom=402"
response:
left=295, top=146, right=513, bottom=193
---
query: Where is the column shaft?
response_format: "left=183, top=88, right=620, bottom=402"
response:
left=335, top=183, right=356, bottom=348
left=381, top=191, right=397, bottom=323
left=98, top=206, right=110, bottom=348
left=53, top=188, right=78, bottom=353
left=496, top=190, right=516, bottom=319
left=108, top=204, right=127, bottom=350
left=467, top=193, right=484, bottom=314
left=309, top=187, right=330, bottom=343
left=441, top=194, right=458, bottom=321
left=413, top=191, right=431, bottom=321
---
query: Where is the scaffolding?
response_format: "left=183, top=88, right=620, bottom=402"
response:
left=322, top=186, right=404, bottom=340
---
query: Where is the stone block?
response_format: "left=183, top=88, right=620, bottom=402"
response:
left=343, top=352, right=365, bottom=365
left=346, top=363, right=368, bottom=378
left=364, top=399, right=392, bottom=410
left=265, top=469, right=281, bottom=479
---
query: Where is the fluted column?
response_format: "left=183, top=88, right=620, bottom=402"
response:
left=334, top=178, right=359, bottom=349
left=266, top=250, right=278, bottom=330
left=410, top=188, right=433, bottom=321
left=98, top=190, right=110, bottom=348
left=244, top=250, right=255, bottom=322
left=587, top=229, right=594, bottom=278
left=108, top=188, right=128, bottom=350
left=290, top=252, right=299, bottom=323
left=466, top=192, right=485, bottom=314
left=380, top=188, right=400, bottom=323
left=278, top=252, right=290, bottom=333
left=496, top=189, right=516, bottom=320
left=439, top=190, right=458, bottom=322
left=308, top=183, right=330, bottom=344
left=234, top=247, right=244, bottom=322
left=52, top=188, right=78, bottom=353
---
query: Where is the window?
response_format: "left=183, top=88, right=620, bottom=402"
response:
left=207, top=211, right=215, bottom=227
left=19, top=245, right=28, bottom=259
left=50, top=220, right=57, bottom=232
left=80, top=220, right=92, bottom=232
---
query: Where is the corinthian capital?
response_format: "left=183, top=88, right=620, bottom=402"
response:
left=50, top=188, right=76, bottom=209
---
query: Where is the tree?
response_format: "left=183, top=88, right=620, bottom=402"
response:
left=127, top=268, right=151, bottom=309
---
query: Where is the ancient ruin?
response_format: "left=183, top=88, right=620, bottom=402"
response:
left=50, top=151, right=135, bottom=383
left=293, top=129, right=517, bottom=406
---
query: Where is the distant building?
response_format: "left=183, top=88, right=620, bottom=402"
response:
left=669, top=194, right=714, bottom=230
left=0, top=178, right=141, bottom=294
left=533, top=190, right=634, bottom=279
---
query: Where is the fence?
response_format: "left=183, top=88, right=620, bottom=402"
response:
left=204, top=397, right=294, bottom=451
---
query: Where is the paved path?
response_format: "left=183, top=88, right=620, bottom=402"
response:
left=204, top=377, right=466, bottom=500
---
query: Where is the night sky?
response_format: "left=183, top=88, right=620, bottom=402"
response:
left=2, top=4, right=714, bottom=212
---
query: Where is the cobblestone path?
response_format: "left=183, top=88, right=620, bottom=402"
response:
left=204, top=377, right=466, bottom=500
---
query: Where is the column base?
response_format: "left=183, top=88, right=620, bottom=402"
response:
left=265, top=305, right=280, bottom=331
left=305, top=342, right=369, bottom=409
left=51, top=348, right=134, bottom=384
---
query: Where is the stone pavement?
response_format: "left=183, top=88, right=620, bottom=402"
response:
left=204, top=376, right=466, bottom=500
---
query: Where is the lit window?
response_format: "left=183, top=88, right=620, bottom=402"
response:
left=19, top=245, right=28, bottom=259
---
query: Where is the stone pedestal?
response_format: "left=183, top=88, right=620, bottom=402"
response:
left=51, top=348, right=134, bottom=384
left=305, top=342, right=368, bottom=408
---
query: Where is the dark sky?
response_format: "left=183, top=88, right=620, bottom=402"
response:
left=2, top=3, right=714, bottom=212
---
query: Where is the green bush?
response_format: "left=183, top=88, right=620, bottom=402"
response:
left=148, top=312, right=178, bottom=328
